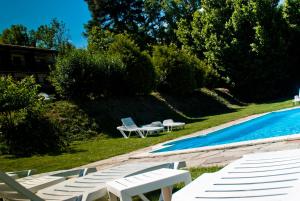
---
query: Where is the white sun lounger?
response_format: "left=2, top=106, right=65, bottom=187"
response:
left=172, top=149, right=300, bottom=201
left=163, top=119, right=185, bottom=132
left=293, top=95, right=300, bottom=105
left=117, top=117, right=164, bottom=138
left=37, top=162, right=181, bottom=201
left=0, top=172, right=68, bottom=201
left=0, top=168, right=97, bottom=200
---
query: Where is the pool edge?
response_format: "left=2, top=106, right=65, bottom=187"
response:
left=131, top=106, right=300, bottom=159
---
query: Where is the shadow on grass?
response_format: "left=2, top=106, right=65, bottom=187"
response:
left=213, top=88, right=247, bottom=106
left=74, top=89, right=237, bottom=137
left=158, top=90, right=237, bottom=118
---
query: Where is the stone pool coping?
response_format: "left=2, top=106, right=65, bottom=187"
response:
left=131, top=106, right=300, bottom=158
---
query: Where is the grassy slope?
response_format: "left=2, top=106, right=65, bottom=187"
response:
left=0, top=89, right=293, bottom=173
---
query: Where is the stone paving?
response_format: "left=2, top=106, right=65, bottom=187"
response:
left=82, top=139, right=300, bottom=170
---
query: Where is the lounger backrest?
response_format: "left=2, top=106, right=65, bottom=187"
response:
left=0, top=172, right=44, bottom=201
left=163, top=119, right=174, bottom=124
left=121, top=117, right=138, bottom=129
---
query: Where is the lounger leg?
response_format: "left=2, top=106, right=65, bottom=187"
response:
left=161, top=186, right=172, bottom=201
left=109, top=192, right=119, bottom=201
left=183, top=174, right=192, bottom=185
left=119, top=130, right=128, bottom=138
left=137, top=130, right=145, bottom=138
left=138, top=194, right=151, bottom=201
left=120, top=192, right=132, bottom=201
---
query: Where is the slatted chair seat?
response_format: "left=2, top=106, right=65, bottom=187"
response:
left=172, top=149, right=300, bottom=201
left=37, top=162, right=176, bottom=201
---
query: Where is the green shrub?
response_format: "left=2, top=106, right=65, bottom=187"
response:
left=93, top=53, right=125, bottom=96
left=2, top=109, right=67, bottom=156
left=0, top=76, right=39, bottom=113
left=152, top=45, right=197, bottom=95
left=50, top=49, right=96, bottom=99
left=50, top=49, right=125, bottom=99
left=108, top=34, right=155, bottom=95
left=195, top=60, right=221, bottom=88
left=0, top=76, right=68, bottom=156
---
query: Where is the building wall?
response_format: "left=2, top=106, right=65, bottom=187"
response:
left=0, top=44, right=57, bottom=83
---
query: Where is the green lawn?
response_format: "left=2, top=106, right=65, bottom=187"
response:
left=0, top=99, right=293, bottom=173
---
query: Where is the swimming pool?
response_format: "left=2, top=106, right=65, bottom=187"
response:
left=153, top=108, right=300, bottom=153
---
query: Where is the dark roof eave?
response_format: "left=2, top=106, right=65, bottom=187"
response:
left=0, top=43, right=58, bottom=53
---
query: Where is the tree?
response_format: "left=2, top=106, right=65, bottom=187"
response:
left=281, top=0, right=300, bottom=89
left=161, top=0, right=201, bottom=44
left=84, top=0, right=201, bottom=47
left=85, top=0, right=152, bottom=47
left=0, top=25, right=32, bottom=46
left=87, top=26, right=115, bottom=53
left=177, top=0, right=295, bottom=100
left=283, top=0, right=300, bottom=31
left=35, top=18, right=71, bottom=51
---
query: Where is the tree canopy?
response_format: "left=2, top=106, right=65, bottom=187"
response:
left=84, top=0, right=201, bottom=47
left=0, top=19, right=72, bottom=51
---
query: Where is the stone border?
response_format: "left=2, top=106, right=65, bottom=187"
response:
left=131, top=106, right=300, bottom=158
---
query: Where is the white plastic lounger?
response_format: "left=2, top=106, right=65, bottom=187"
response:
left=117, top=117, right=164, bottom=138
left=0, top=168, right=97, bottom=200
left=117, top=117, right=145, bottom=138
left=173, top=149, right=300, bottom=201
left=293, top=95, right=300, bottom=105
left=163, top=119, right=185, bottom=132
left=142, top=121, right=164, bottom=134
left=37, top=162, right=179, bottom=201
left=0, top=172, right=69, bottom=201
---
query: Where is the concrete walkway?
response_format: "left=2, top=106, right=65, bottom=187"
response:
left=82, top=139, right=300, bottom=170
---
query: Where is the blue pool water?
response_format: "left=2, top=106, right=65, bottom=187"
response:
left=154, top=108, right=300, bottom=153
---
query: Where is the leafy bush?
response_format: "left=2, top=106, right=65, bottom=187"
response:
left=50, top=49, right=96, bottom=99
left=195, top=60, right=221, bottom=88
left=93, top=53, right=125, bottom=96
left=152, top=45, right=197, bottom=95
left=0, top=76, right=68, bottom=156
left=50, top=49, right=125, bottom=99
left=0, top=76, right=39, bottom=114
left=108, top=34, right=155, bottom=95
left=2, top=109, right=67, bottom=156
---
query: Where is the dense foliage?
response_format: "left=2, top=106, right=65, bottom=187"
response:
left=153, top=45, right=197, bottom=94
left=0, top=76, right=67, bottom=156
left=0, top=25, right=35, bottom=46
left=108, top=34, right=155, bottom=95
left=0, top=19, right=72, bottom=51
left=50, top=49, right=126, bottom=99
left=84, top=0, right=201, bottom=47
left=52, top=35, right=156, bottom=98
left=176, top=0, right=300, bottom=100
left=85, top=0, right=300, bottom=101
